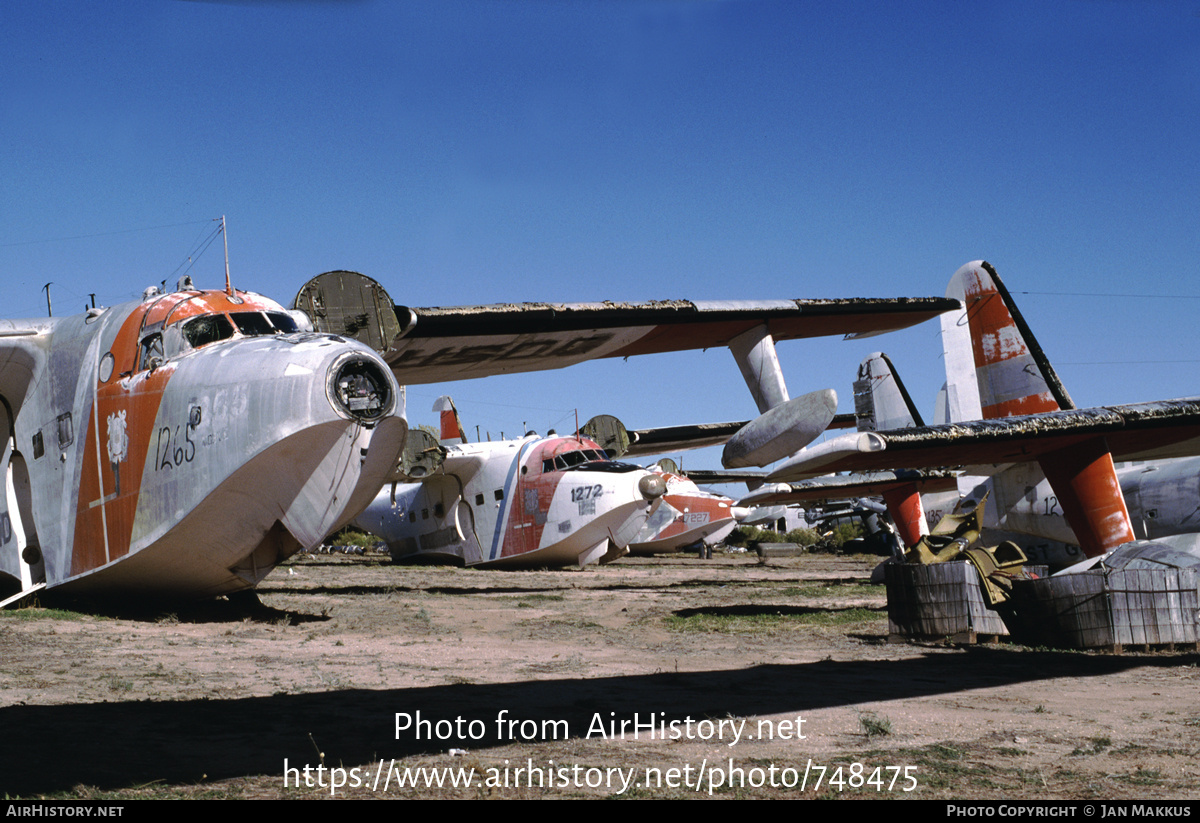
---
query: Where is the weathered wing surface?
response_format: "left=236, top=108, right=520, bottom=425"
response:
left=622, top=421, right=746, bottom=457
left=386, top=297, right=959, bottom=384
left=769, top=399, right=1200, bottom=482
left=620, top=412, right=859, bottom=459
left=742, top=470, right=958, bottom=506
left=681, top=469, right=769, bottom=486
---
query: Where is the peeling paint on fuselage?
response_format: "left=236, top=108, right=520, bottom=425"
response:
left=2, top=287, right=406, bottom=598
left=357, top=435, right=659, bottom=568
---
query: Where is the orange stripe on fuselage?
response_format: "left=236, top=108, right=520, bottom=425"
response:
left=72, top=305, right=170, bottom=575
left=71, top=289, right=283, bottom=576
left=501, top=437, right=606, bottom=558
left=72, top=369, right=172, bottom=574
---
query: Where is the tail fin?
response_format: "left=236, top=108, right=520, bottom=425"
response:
left=942, top=260, right=1073, bottom=421
left=432, top=396, right=467, bottom=446
left=853, top=352, right=924, bottom=432
left=852, top=353, right=930, bottom=546
left=943, top=261, right=1133, bottom=558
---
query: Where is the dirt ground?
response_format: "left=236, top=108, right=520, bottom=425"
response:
left=2, top=550, right=1198, bottom=800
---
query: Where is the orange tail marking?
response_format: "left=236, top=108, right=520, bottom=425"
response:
left=960, top=267, right=1060, bottom=419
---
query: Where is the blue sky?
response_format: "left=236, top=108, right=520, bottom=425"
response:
left=3, top=0, right=1198, bottom=466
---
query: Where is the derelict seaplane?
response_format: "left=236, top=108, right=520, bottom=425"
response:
left=832, top=288, right=1200, bottom=568
left=576, top=415, right=781, bottom=555
left=353, top=396, right=669, bottom=567
left=625, top=466, right=748, bottom=556
left=768, top=261, right=1200, bottom=569
left=0, top=263, right=955, bottom=602
left=0, top=273, right=406, bottom=604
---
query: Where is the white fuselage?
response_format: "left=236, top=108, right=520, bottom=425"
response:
left=355, top=436, right=663, bottom=568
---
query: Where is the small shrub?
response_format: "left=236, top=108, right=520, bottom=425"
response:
left=860, top=712, right=892, bottom=738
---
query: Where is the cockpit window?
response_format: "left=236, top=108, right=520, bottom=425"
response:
left=230, top=311, right=275, bottom=336
left=543, top=449, right=613, bottom=473
left=152, top=307, right=304, bottom=368
left=231, top=311, right=298, bottom=336
left=564, top=460, right=642, bottom=473
left=267, top=312, right=299, bottom=332
left=181, top=314, right=235, bottom=349
left=177, top=311, right=299, bottom=354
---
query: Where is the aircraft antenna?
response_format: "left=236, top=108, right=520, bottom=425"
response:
left=221, top=215, right=232, bottom=296
left=42, top=282, right=52, bottom=317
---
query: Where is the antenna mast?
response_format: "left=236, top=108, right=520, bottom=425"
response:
left=221, top=215, right=232, bottom=296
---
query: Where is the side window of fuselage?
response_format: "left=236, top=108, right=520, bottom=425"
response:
left=138, top=333, right=165, bottom=372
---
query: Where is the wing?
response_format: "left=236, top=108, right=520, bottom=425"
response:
left=769, top=399, right=1200, bottom=481
left=386, top=297, right=959, bottom=384
left=617, top=412, right=858, bottom=458
left=679, top=468, right=767, bottom=487
left=620, top=421, right=746, bottom=457
left=741, top=470, right=958, bottom=506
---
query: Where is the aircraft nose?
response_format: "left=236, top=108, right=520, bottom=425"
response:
left=730, top=506, right=752, bottom=521
left=326, top=351, right=396, bottom=423
left=638, top=473, right=667, bottom=501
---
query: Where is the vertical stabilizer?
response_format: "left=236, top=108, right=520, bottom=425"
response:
left=946, top=260, right=1073, bottom=420
left=852, top=352, right=930, bottom=545
left=433, top=396, right=467, bottom=446
left=853, top=352, right=924, bottom=432
left=944, top=261, right=1131, bottom=558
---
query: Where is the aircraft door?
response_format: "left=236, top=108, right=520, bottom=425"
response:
left=508, top=466, right=536, bottom=557
left=454, top=498, right=482, bottom=565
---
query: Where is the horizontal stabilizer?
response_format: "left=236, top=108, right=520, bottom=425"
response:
left=584, top=413, right=857, bottom=460
left=722, top=389, right=838, bottom=469
left=620, top=420, right=746, bottom=457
